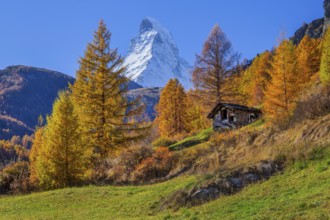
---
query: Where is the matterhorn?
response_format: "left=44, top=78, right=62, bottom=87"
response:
left=123, top=17, right=192, bottom=89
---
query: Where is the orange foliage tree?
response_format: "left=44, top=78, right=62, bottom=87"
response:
left=192, top=24, right=239, bottom=109
left=263, top=40, right=299, bottom=125
left=156, top=79, right=191, bottom=137
left=241, top=51, right=272, bottom=107
left=296, top=36, right=322, bottom=85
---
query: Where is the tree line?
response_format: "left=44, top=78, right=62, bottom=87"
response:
left=29, top=21, right=150, bottom=189
left=5, top=20, right=330, bottom=191
left=155, top=24, right=329, bottom=138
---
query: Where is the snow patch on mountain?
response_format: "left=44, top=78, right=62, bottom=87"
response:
left=123, top=17, right=192, bottom=89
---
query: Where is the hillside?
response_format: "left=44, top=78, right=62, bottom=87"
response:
left=127, top=87, right=161, bottom=120
left=0, top=66, right=75, bottom=139
left=0, top=1, right=329, bottom=219
left=0, top=65, right=159, bottom=139
left=1, top=113, right=329, bottom=219
left=0, top=145, right=329, bottom=219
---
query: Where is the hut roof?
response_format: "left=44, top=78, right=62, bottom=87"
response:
left=207, top=103, right=262, bottom=119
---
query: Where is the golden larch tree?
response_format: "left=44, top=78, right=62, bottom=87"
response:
left=296, top=36, right=321, bottom=85
left=242, top=51, right=272, bottom=107
left=264, top=40, right=299, bottom=125
left=33, top=91, right=86, bottom=189
left=320, top=28, right=330, bottom=85
left=70, top=20, right=149, bottom=158
left=186, top=90, right=210, bottom=131
left=156, top=79, right=191, bottom=137
left=29, top=127, right=44, bottom=186
left=192, top=24, right=239, bottom=109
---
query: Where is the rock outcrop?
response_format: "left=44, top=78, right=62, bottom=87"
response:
left=291, top=0, right=330, bottom=44
left=162, top=160, right=283, bottom=209
left=291, top=18, right=324, bottom=44
left=324, top=0, right=330, bottom=27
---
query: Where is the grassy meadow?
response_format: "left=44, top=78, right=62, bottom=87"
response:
left=1, top=146, right=329, bottom=219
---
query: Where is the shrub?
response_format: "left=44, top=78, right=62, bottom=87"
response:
left=0, top=161, right=31, bottom=194
left=105, top=146, right=153, bottom=184
left=132, top=147, right=176, bottom=182
left=103, top=146, right=177, bottom=184
left=177, top=148, right=201, bottom=169
left=293, top=85, right=330, bottom=122
left=0, top=139, right=29, bottom=169
left=90, top=158, right=113, bottom=184
left=172, top=144, right=214, bottom=175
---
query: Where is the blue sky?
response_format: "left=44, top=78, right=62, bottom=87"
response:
left=0, top=0, right=324, bottom=77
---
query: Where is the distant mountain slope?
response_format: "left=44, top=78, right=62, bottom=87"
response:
left=127, top=87, right=161, bottom=121
left=0, top=65, right=157, bottom=140
left=0, top=65, right=75, bottom=139
left=123, top=17, right=192, bottom=89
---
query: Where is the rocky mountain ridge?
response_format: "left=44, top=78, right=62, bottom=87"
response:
left=291, top=0, right=330, bottom=44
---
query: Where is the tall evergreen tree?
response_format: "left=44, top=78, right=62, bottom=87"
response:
left=264, top=40, right=299, bottom=125
left=156, top=79, right=190, bottom=137
left=192, top=24, right=239, bottom=109
left=33, top=91, right=86, bottom=189
left=71, top=20, right=148, bottom=158
left=320, top=28, right=330, bottom=85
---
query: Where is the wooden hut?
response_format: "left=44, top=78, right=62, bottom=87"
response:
left=207, top=103, right=262, bottom=130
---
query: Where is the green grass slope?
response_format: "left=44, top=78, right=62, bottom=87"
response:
left=1, top=147, right=329, bottom=220
left=164, top=149, right=330, bottom=220
left=169, top=127, right=213, bottom=151
left=0, top=176, right=197, bottom=219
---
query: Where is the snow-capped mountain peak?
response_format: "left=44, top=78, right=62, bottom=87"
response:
left=123, top=17, right=192, bottom=89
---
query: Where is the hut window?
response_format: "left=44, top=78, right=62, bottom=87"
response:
left=249, top=114, right=256, bottom=122
left=229, top=112, right=235, bottom=123
left=229, top=115, right=234, bottom=122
